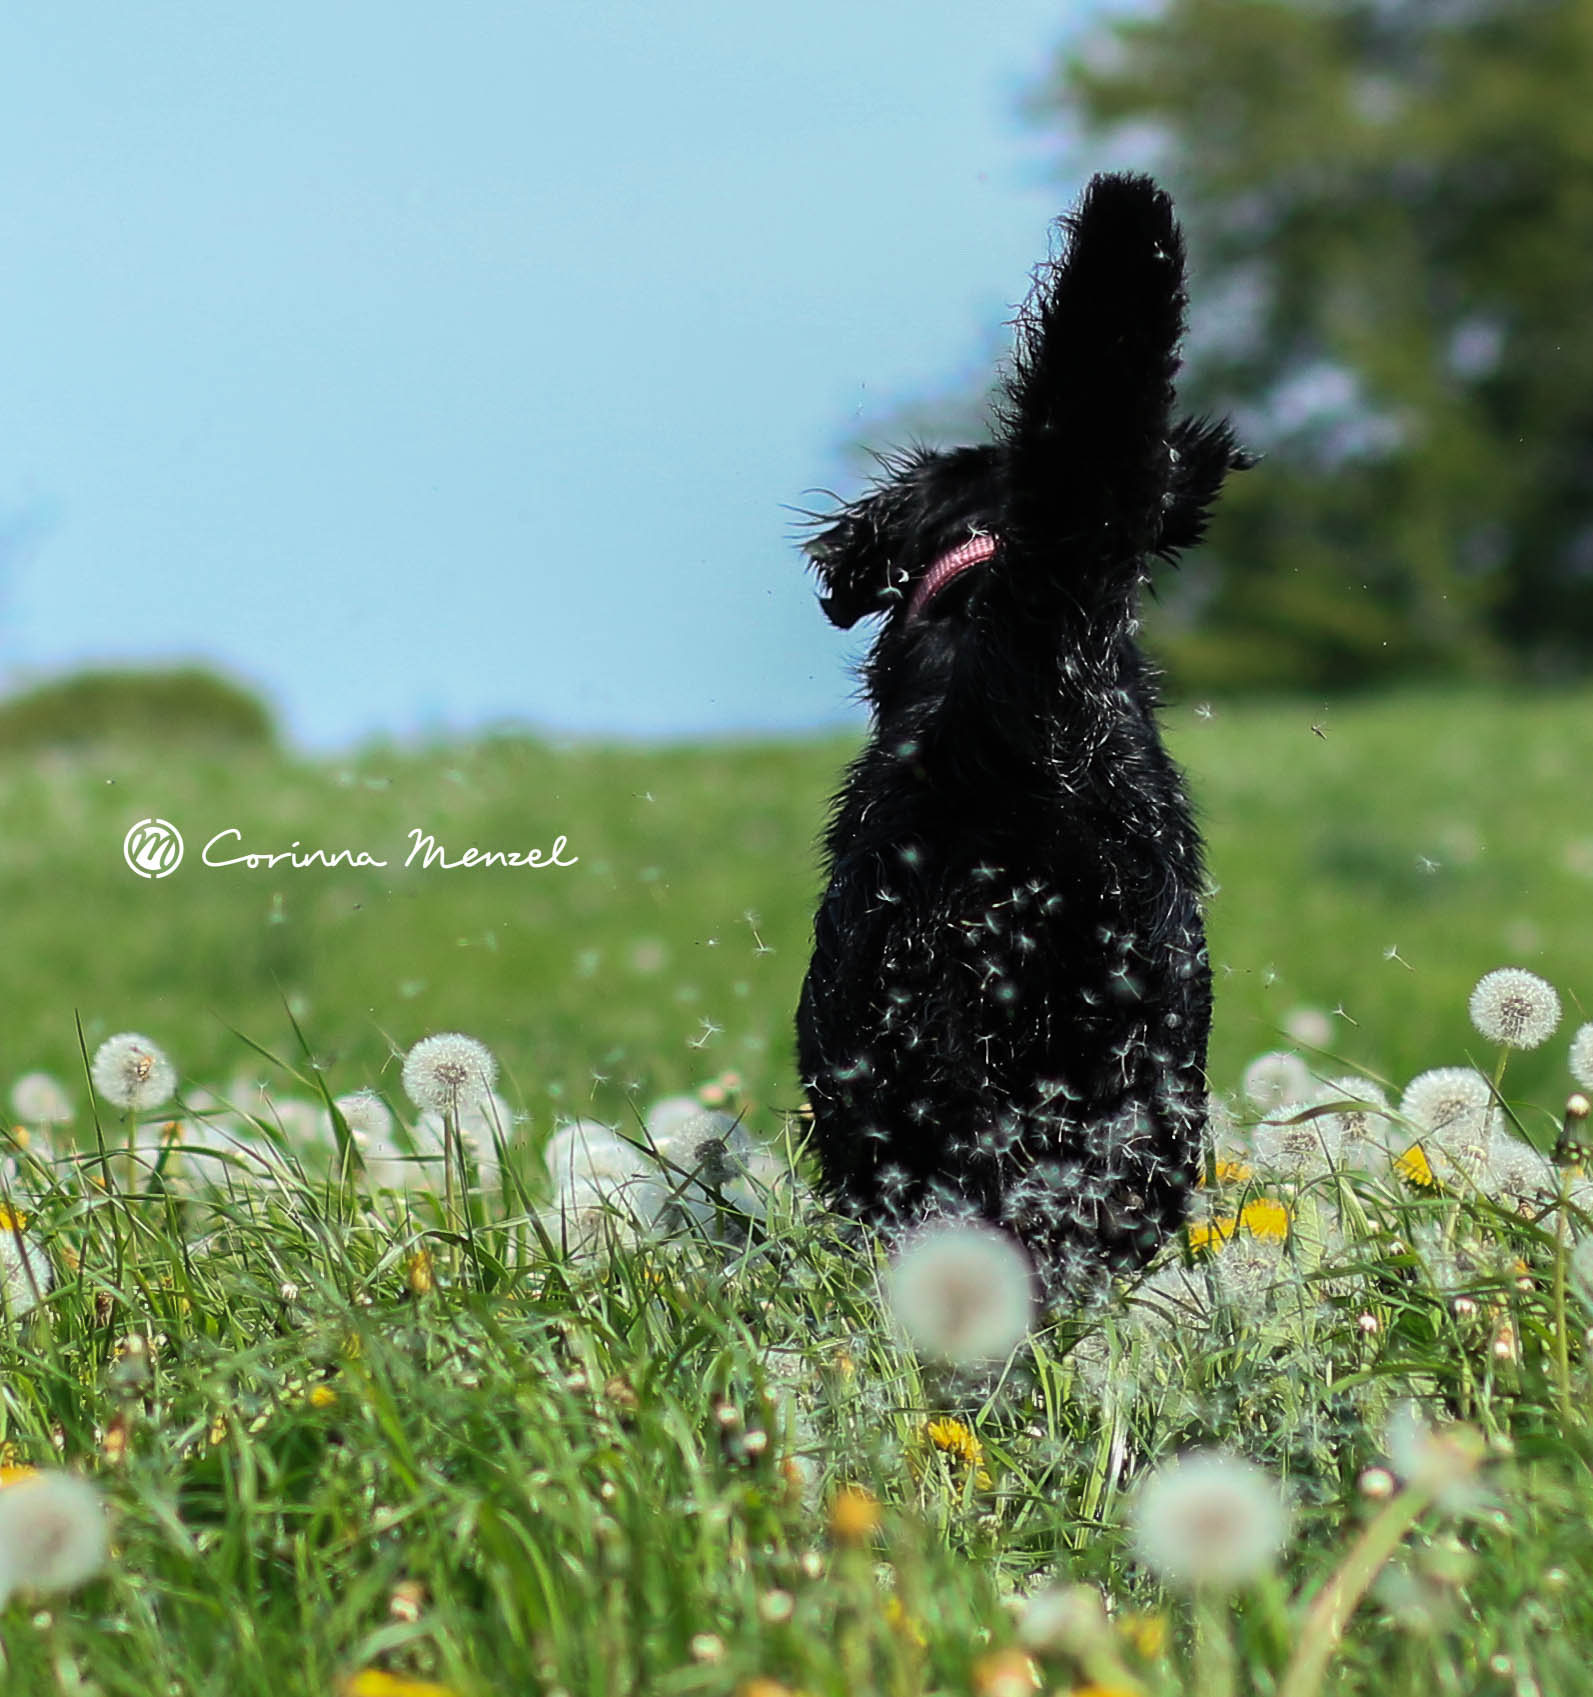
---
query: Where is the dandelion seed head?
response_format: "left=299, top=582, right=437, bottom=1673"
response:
left=1400, top=1068, right=1492, bottom=1137
left=1210, top=1235, right=1287, bottom=1316
left=644, top=1094, right=706, bottom=1143
left=651, top=1108, right=749, bottom=1183
left=0, top=1473, right=108, bottom=1604
left=400, top=1032, right=497, bottom=1114
left=885, top=1222, right=1035, bottom=1366
left=1251, top=1103, right=1337, bottom=1178
left=1469, top=967, right=1560, bottom=1050
left=1312, top=1076, right=1393, bottom=1173
left=9, top=1073, right=72, bottom=1127
left=1241, top=1050, right=1312, bottom=1111
left=90, top=1033, right=176, bottom=1112
left=0, top=1210, right=53, bottom=1318
left=1130, top=1451, right=1289, bottom=1590
left=332, top=1091, right=394, bottom=1147
left=1483, top=1129, right=1556, bottom=1208
left=1570, top=1024, right=1593, bottom=1092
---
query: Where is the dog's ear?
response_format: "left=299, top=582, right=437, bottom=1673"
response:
left=999, top=173, right=1189, bottom=566
left=1156, top=415, right=1256, bottom=558
left=802, top=488, right=910, bottom=631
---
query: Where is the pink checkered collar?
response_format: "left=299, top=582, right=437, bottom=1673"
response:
left=905, top=533, right=998, bottom=622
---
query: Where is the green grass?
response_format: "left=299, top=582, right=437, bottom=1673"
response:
left=2, top=685, right=1592, bottom=1696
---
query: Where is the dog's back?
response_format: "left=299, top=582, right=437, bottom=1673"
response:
left=796, top=175, right=1248, bottom=1288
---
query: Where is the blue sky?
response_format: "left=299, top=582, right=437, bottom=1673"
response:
left=0, top=3, right=1110, bottom=748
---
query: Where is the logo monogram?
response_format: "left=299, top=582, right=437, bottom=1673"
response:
left=123, top=818, right=184, bottom=879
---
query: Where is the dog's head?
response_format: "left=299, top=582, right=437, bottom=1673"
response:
left=803, top=174, right=1251, bottom=651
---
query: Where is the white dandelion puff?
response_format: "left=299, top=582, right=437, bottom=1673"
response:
left=1468, top=967, right=1560, bottom=1051
left=1483, top=1128, right=1556, bottom=1209
left=1384, top=1403, right=1483, bottom=1511
left=884, top=1222, right=1035, bottom=1366
left=644, top=1094, right=708, bottom=1144
left=10, top=1073, right=72, bottom=1128
left=1570, top=1024, right=1593, bottom=1092
left=1400, top=1068, right=1492, bottom=1137
left=329, top=1091, right=394, bottom=1149
left=90, top=1033, right=176, bottom=1112
left=1242, top=1050, right=1313, bottom=1112
left=0, top=1473, right=109, bottom=1605
left=1130, top=1451, right=1289, bottom=1591
left=400, top=1033, right=497, bottom=1115
left=1283, top=1006, right=1334, bottom=1049
left=1251, top=1102, right=1338, bottom=1178
left=1313, top=1076, right=1394, bottom=1174
left=0, top=1209, right=54, bottom=1318
left=542, top=1119, right=631, bottom=1186
left=1210, top=1235, right=1288, bottom=1316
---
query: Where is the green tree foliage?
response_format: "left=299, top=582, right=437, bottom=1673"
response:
left=1028, top=0, right=1593, bottom=690
left=0, top=666, right=277, bottom=754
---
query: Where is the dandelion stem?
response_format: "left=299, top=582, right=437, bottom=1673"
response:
left=1553, top=1166, right=1574, bottom=1425
left=1192, top=1593, right=1236, bottom=1697
left=1276, top=1479, right=1442, bottom=1697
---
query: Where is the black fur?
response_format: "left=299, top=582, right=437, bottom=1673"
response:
left=795, top=174, right=1250, bottom=1292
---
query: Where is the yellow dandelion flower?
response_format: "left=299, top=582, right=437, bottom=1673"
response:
left=308, top=1384, right=338, bottom=1409
left=970, top=1649, right=1040, bottom=1697
left=1396, top=1143, right=1436, bottom=1188
left=828, top=1484, right=880, bottom=1545
left=407, top=1249, right=434, bottom=1296
left=1065, top=1686, right=1142, bottom=1697
left=924, top=1417, right=993, bottom=1489
left=342, top=1672, right=457, bottom=1697
left=1198, top=1156, right=1253, bottom=1187
left=0, top=1464, right=39, bottom=1488
left=0, top=1204, right=27, bottom=1232
left=1236, top=1199, right=1290, bottom=1242
left=1188, top=1212, right=1236, bottom=1253
left=883, top=1594, right=928, bottom=1647
left=1190, top=1198, right=1289, bottom=1254
left=1117, top=1608, right=1168, bottom=1658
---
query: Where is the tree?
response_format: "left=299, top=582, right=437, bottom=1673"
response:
left=1025, top=0, right=1593, bottom=690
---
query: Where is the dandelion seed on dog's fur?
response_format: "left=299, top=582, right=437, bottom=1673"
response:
left=1571, top=1025, right=1593, bottom=1092
left=1469, top=967, right=1560, bottom=1050
left=10, top=1073, right=72, bottom=1127
left=400, top=1032, right=496, bottom=1115
left=91, top=1033, right=176, bottom=1112
left=0, top=1472, right=108, bottom=1604
left=885, top=1222, right=1035, bottom=1365
left=1130, top=1451, right=1288, bottom=1590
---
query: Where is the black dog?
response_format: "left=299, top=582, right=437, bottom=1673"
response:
left=795, top=174, right=1249, bottom=1292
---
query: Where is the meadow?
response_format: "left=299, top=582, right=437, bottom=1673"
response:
left=2, top=685, right=1592, bottom=1696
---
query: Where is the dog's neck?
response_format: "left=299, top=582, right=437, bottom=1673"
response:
left=905, top=534, right=998, bottom=623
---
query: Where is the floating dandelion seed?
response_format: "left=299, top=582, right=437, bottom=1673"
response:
left=400, top=1033, right=497, bottom=1115
left=1570, top=1025, right=1593, bottom=1092
left=1241, top=1050, right=1312, bottom=1111
left=1468, top=967, right=1560, bottom=1050
left=90, top=1033, right=176, bottom=1112
left=885, top=1221, right=1035, bottom=1366
left=0, top=1206, right=53, bottom=1318
left=0, top=1472, right=108, bottom=1605
left=1130, top=1451, right=1289, bottom=1590
left=9, top=1073, right=72, bottom=1127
